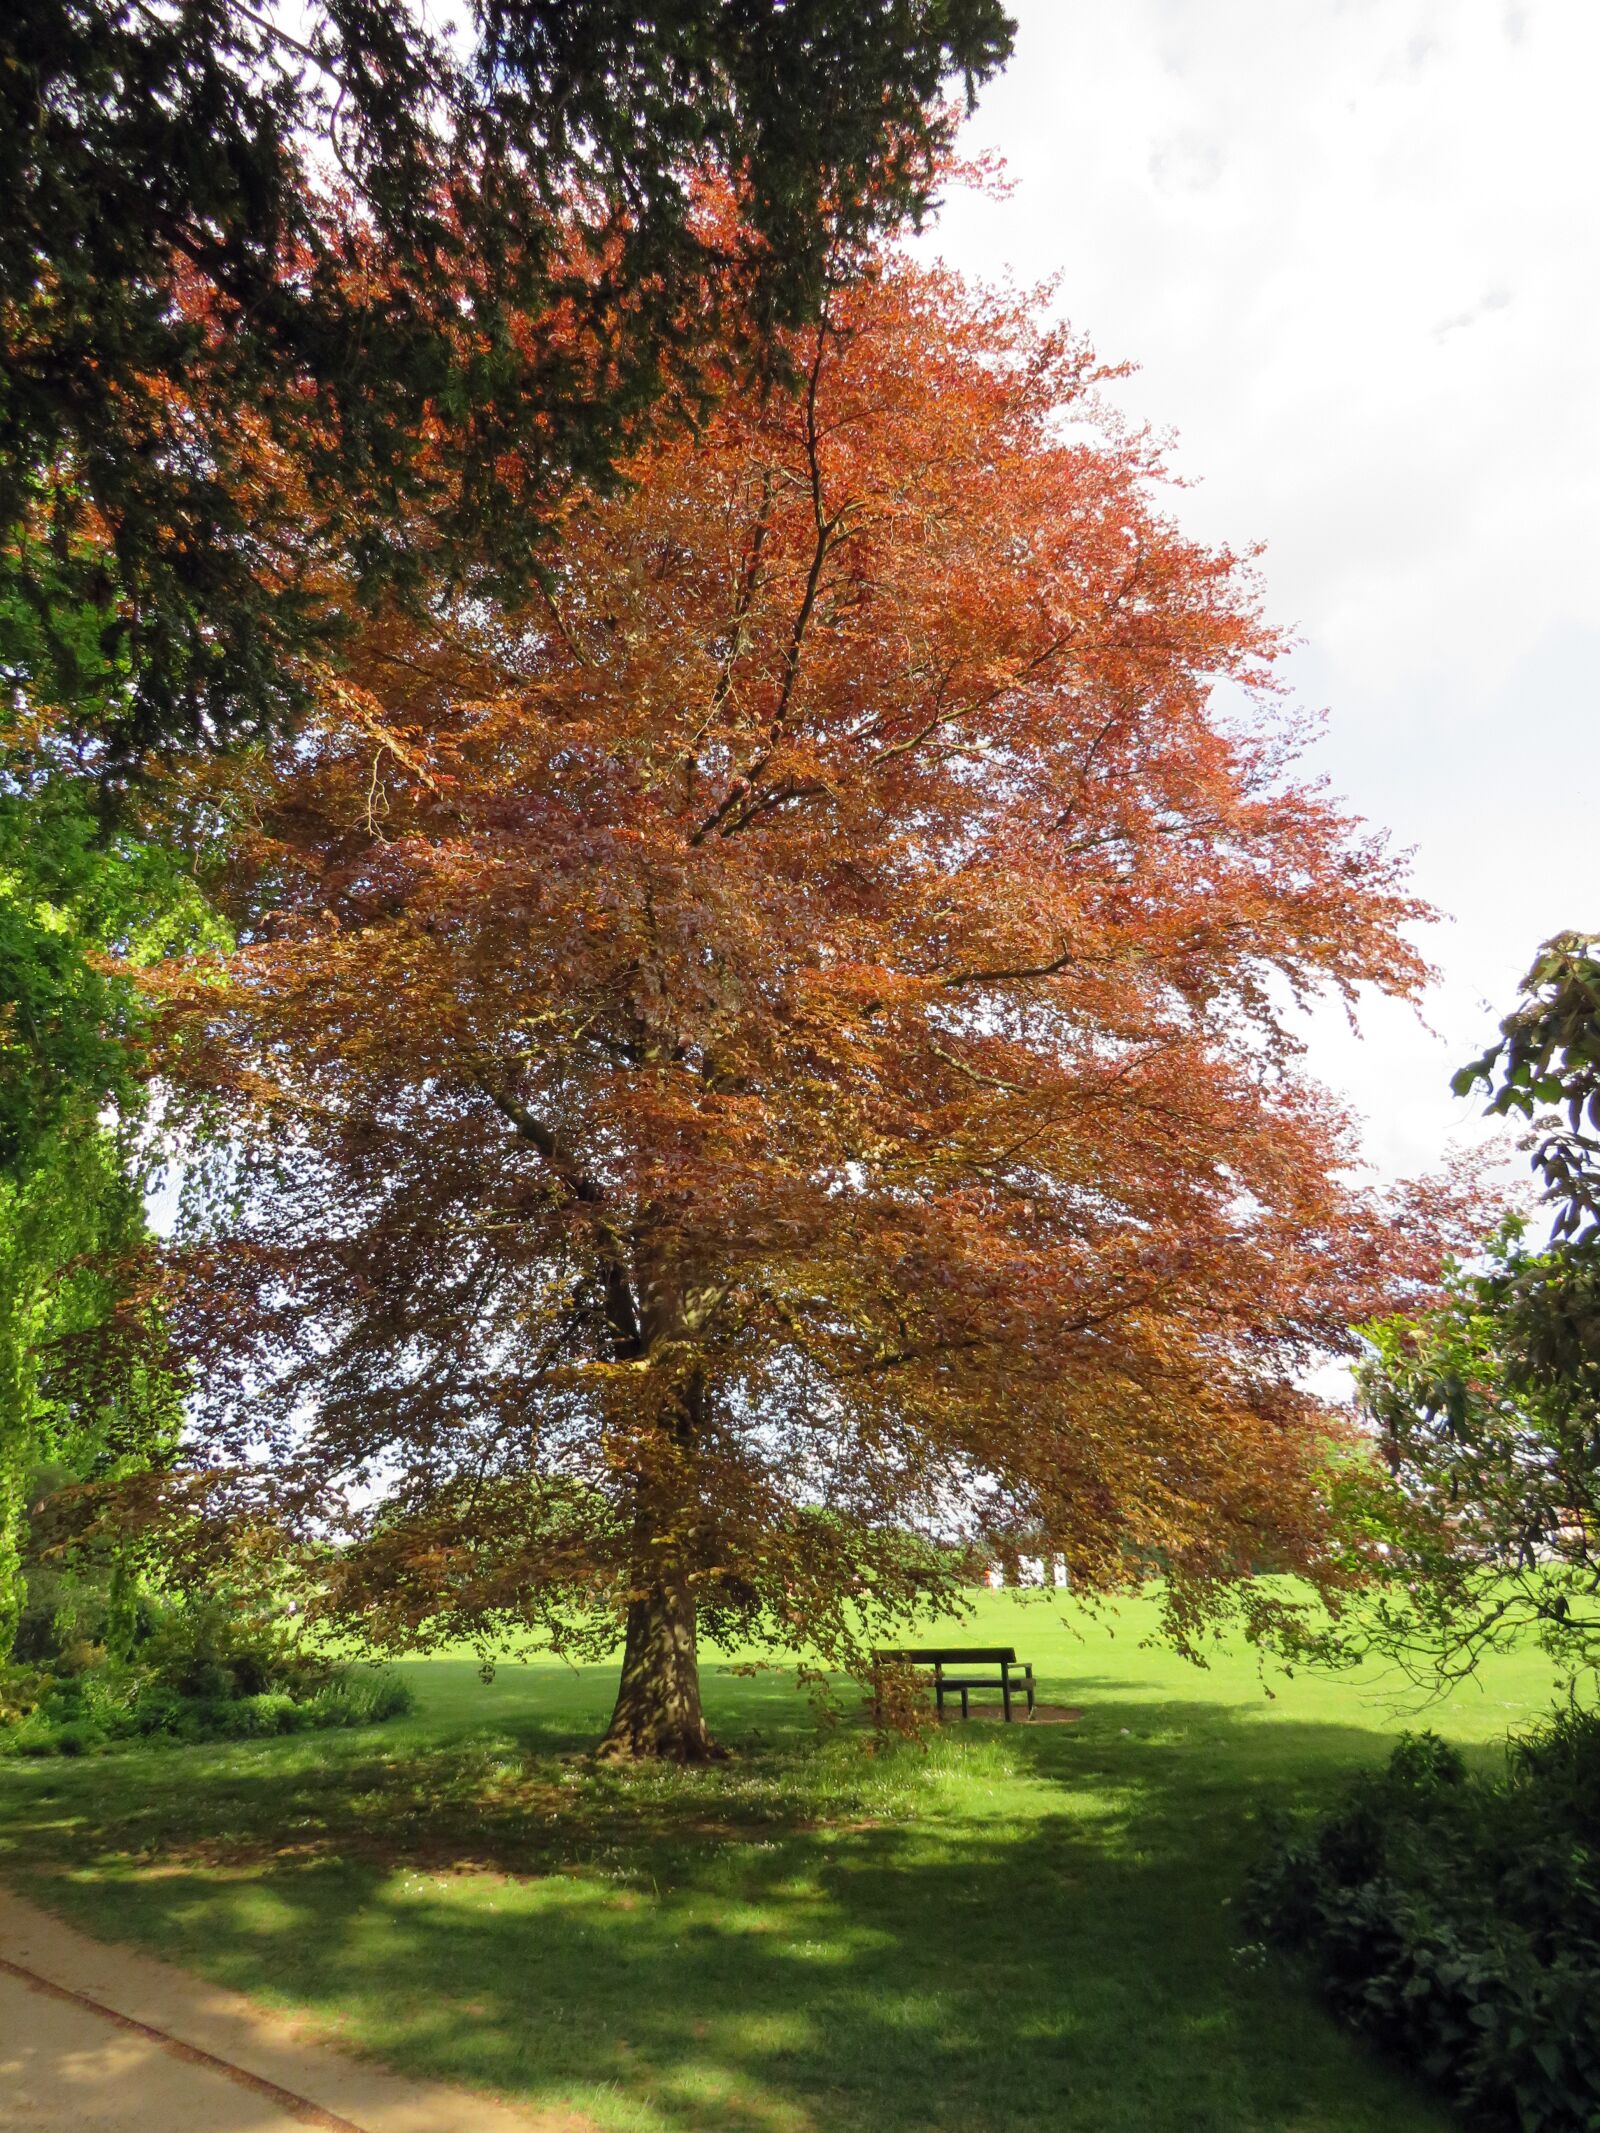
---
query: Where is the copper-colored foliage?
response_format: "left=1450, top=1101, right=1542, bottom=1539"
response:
left=146, top=248, right=1467, bottom=1721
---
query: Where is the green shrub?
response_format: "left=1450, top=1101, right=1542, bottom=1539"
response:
left=126, top=1684, right=184, bottom=1736
left=8, top=1707, right=106, bottom=1757
left=2, top=1589, right=411, bottom=1757
left=0, top=1665, right=47, bottom=1728
left=1249, top=1707, right=1600, bottom=2131
left=207, top=1692, right=304, bottom=1738
left=303, top=1671, right=415, bottom=1729
left=0, top=1662, right=413, bottom=1755
left=11, top=1715, right=61, bottom=1756
left=49, top=1720, right=106, bottom=1758
left=138, top=1596, right=330, bottom=1703
left=251, top=1691, right=303, bottom=1735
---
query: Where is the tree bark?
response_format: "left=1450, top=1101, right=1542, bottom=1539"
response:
left=598, top=1564, right=723, bottom=1762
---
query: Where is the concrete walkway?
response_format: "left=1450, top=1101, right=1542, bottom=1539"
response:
left=0, top=1888, right=591, bottom=2133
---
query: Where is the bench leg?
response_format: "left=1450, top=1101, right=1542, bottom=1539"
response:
left=960, top=1686, right=969, bottom=1719
left=1002, top=1674, right=1013, bottom=1722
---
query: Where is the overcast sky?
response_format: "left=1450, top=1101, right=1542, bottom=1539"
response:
left=927, top=0, right=1597, bottom=1184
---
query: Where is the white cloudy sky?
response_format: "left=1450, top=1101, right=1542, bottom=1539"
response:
left=928, top=0, right=1597, bottom=1183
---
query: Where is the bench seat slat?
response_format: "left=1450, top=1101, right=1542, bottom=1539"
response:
left=872, top=1647, right=1018, bottom=1665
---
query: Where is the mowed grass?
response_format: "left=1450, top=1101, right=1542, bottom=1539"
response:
left=0, top=1591, right=1560, bottom=2133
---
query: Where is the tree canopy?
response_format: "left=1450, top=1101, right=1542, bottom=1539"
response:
left=0, top=763, right=207, bottom=1645
left=1456, top=932, right=1600, bottom=1243
left=135, top=249, right=1457, bottom=1757
left=2, top=0, right=1013, bottom=769
left=1355, top=1220, right=1600, bottom=1688
left=1348, top=934, right=1600, bottom=1690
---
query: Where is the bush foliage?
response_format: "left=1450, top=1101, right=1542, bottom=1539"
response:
left=1, top=1589, right=411, bottom=1756
left=1249, top=1706, right=1600, bottom=2131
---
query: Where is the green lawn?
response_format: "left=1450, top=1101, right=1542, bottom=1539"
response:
left=0, top=1590, right=1559, bottom=2132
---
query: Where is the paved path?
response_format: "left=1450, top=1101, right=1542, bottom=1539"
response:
left=0, top=1887, right=591, bottom=2133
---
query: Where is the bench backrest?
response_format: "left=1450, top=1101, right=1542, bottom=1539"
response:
left=873, top=1647, right=1018, bottom=1665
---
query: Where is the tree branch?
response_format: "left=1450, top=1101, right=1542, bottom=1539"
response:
left=472, top=1071, right=643, bottom=1355
left=690, top=320, right=841, bottom=845
left=869, top=633, right=1073, bottom=772
left=942, top=942, right=1076, bottom=990
left=686, top=467, right=777, bottom=773
left=927, top=1039, right=1030, bottom=1095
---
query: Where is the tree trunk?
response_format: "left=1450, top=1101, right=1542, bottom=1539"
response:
left=599, top=1566, right=723, bottom=1762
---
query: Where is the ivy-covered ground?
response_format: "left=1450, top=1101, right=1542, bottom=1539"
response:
left=0, top=1592, right=1557, bottom=2133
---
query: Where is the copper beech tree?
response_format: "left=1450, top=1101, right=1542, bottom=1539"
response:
left=151, top=255, right=1450, bottom=1759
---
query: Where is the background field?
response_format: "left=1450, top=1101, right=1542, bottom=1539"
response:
left=0, top=1591, right=1558, bottom=2133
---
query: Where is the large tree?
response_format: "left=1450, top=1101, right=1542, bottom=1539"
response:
left=147, top=255, right=1448, bottom=1758
left=2, top=0, right=1012, bottom=769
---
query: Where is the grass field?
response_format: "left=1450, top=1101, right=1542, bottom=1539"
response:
left=0, top=1590, right=1560, bottom=2132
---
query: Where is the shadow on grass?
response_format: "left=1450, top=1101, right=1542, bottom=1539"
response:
left=0, top=1674, right=1456, bottom=2133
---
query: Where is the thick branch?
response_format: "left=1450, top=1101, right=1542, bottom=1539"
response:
left=690, top=322, right=840, bottom=845
left=473, top=1073, right=588, bottom=1190
left=943, top=943, right=1076, bottom=990
left=716, top=777, right=831, bottom=838
left=472, top=1071, right=642, bottom=1355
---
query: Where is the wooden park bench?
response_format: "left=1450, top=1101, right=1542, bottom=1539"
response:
left=872, top=1646, right=1037, bottom=1722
